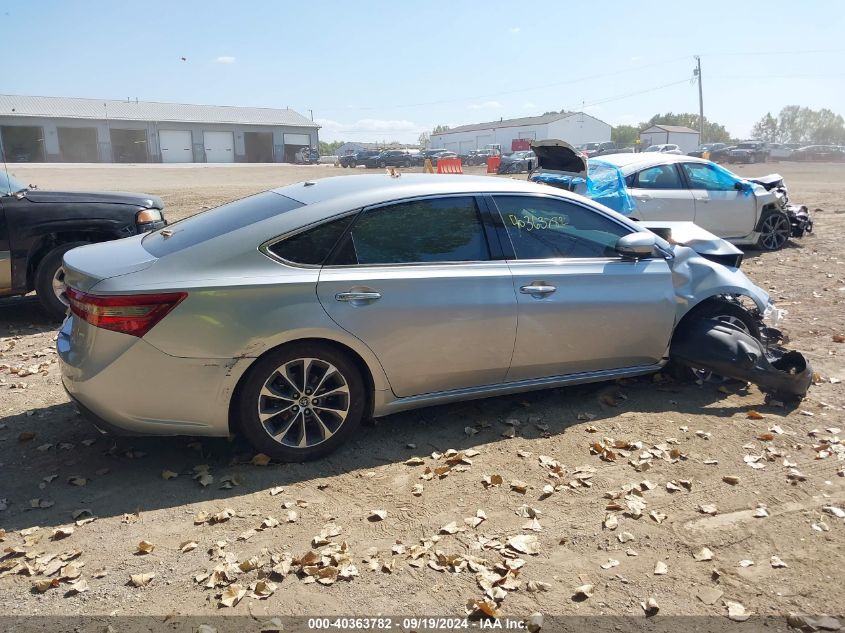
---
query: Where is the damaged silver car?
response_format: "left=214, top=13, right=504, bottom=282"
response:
left=58, top=174, right=811, bottom=461
left=527, top=140, right=812, bottom=251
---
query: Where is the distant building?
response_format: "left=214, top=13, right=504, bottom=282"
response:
left=430, top=112, right=611, bottom=154
left=334, top=142, right=419, bottom=156
left=0, top=94, right=319, bottom=163
left=639, top=125, right=700, bottom=154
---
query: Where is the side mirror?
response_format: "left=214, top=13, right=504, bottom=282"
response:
left=616, top=232, right=657, bottom=259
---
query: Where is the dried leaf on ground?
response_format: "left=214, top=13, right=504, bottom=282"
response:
left=771, top=555, right=788, bottom=568
left=251, top=579, right=277, bottom=599
left=66, top=578, right=89, bottom=594
left=722, top=476, right=740, bottom=485
left=507, top=534, right=539, bottom=555
left=510, top=480, right=528, bottom=494
left=67, top=476, right=87, bottom=487
left=641, top=597, right=659, bottom=616
left=129, top=572, right=154, bottom=587
left=136, top=541, right=155, bottom=554
left=251, top=453, right=272, bottom=466
left=746, top=410, right=765, bottom=420
left=573, top=584, right=594, bottom=600
left=649, top=510, right=667, bottom=524
left=482, top=474, right=503, bottom=488
left=269, top=486, right=285, bottom=496
left=601, top=559, right=619, bottom=569
left=179, top=541, right=198, bottom=553
left=369, top=510, right=387, bottom=522
left=654, top=561, right=668, bottom=575
left=220, top=583, right=247, bottom=607
left=161, top=470, right=179, bottom=480
left=466, top=598, right=500, bottom=618
left=726, top=600, right=750, bottom=622
left=698, top=504, right=718, bottom=515
left=439, top=522, right=464, bottom=535
left=694, top=547, right=714, bottom=561
left=404, top=457, right=425, bottom=466
left=51, top=527, right=74, bottom=540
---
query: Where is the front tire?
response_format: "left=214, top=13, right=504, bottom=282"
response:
left=34, top=241, right=89, bottom=321
left=757, top=210, right=791, bottom=251
left=236, top=343, right=366, bottom=462
left=673, top=299, right=761, bottom=383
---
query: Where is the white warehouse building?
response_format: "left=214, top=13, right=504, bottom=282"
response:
left=430, top=112, right=611, bottom=154
left=639, top=125, right=700, bottom=154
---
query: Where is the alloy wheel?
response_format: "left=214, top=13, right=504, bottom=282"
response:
left=257, top=357, right=350, bottom=448
left=52, top=266, right=69, bottom=307
left=760, top=214, right=790, bottom=250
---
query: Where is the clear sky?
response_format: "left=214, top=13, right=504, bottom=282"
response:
left=6, top=0, right=844, bottom=143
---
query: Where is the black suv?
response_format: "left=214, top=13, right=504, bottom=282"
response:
left=363, top=150, right=413, bottom=168
left=727, top=141, right=769, bottom=164
left=339, top=150, right=379, bottom=168
left=0, top=170, right=166, bottom=319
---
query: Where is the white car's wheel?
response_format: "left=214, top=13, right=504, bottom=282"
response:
left=757, top=211, right=791, bottom=251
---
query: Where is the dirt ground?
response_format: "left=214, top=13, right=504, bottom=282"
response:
left=0, top=162, right=843, bottom=625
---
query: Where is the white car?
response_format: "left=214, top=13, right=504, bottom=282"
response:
left=644, top=144, right=682, bottom=154
left=599, top=153, right=793, bottom=250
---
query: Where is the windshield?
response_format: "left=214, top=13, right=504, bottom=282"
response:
left=579, top=143, right=600, bottom=150
left=0, top=170, right=26, bottom=195
left=512, top=151, right=533, bottom=159
left=737, top=143, right=758, bottom=149
left=644, top=145, right=660, bottom=152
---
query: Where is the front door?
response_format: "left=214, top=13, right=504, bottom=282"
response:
left=317, top=195, right=517, bottom=398
left=679, top=162, right=757, bottom=239
left=627, top=163, right=696, bottom=222
left=490, top=194, right=676, bottom=381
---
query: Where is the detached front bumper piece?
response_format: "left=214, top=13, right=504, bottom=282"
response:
left=784, top=204, right=813, bottom=237
left=670, top=319, right=813, bottom=400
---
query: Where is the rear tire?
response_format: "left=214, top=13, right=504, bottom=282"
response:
left=34, top=241, right=89, bottom=321
left=236, top=343, right=366, bottom=462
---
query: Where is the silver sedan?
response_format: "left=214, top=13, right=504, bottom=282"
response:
left=58, top=174, right=772, bottom=461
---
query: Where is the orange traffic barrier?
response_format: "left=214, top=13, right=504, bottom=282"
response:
left=437, top=158, right=463, bottom=174
left=423, top=158, right=434, bottom=173
left=486, top=156, right=501, bottom=173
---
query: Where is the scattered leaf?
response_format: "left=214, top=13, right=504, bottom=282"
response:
left=219, top=583, right=247, bottom=607
left=506, top=534, right=539, bottom=555
left=573, top=584, right=594, bottom=600
left=694, top=547, right=714, bottom=562
left=51, top=527, right=74, bottom=540
left=161, top=470, right=179, bottom=480
left=726, top=600, right=750, bottom=622
left=66, top=578, right=89, bottom=594
left=136, top=541, right=155, bottom=554
left=641, top=597, right=660, bottom=616
left=179, top=541, right=198, bottom=553
left=368, top=510, right=387, bottom=522
left=722, top=476, right=740, bottom=486
left=771, top=555, right=788, bottom=568
left=746, top=410, right=765, bottom=420
left=654, top=561, right=668, bottom=575
left=251, top=454, right=271, bottom=466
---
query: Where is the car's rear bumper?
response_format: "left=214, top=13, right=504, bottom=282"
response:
left=58, top=316, right=242, bottom=437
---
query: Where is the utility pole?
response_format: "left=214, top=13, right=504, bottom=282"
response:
left=694, top=56, right=704, bottom=143
left=309, top=109, right=314, bottom=121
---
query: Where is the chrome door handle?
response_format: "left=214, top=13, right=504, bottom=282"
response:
left=520, top=284, right=556, bottom=296
left=335, top=291, right=382, bottom=302
left=636, top=194, right=652, bottom=200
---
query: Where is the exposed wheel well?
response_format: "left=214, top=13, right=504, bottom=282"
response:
left=675, top=295, right=762, bottom=339
left=227, top=337, right=377, bottom=436
left=26, top=231, right=118, bottom=291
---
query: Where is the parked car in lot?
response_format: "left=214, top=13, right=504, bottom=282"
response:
left=339, top=150, right=379, bottom=168
left=463, top=149, right=499, bottom=166
left=727, top=141, right=769, bottom=164
left=497, top=151, right=536, bottom=174
left=414, top=149, right=451, bottom=166
left=644, top=144, right=682, bottom=155
left=577, top=142, right=602, bottom=157
left=688, top=143, right=730, bottom=161
left=363, top=150, right=414, bottom=169
left=791, top=145, right=845, bottom=162
left=597, top=153, right=810, bottom=250
left=0, top=170, right=166, bottom=320
left=767, top=143, right=795, bottom=161
left=58, top=173, right=810, bottom=461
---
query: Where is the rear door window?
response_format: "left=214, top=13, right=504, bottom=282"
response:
left=631, top=164, right=684, bottom=189
left=330, top=196, right=490, bottom=265
left=143, top=191, right=303, bottom=257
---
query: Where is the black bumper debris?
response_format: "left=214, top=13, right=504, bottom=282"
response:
left=670, top=319, right=813, bottom=400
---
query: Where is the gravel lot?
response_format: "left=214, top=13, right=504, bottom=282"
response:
left=0, top=162, right=843, bottom=623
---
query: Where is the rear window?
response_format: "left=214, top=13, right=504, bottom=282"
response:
left=142, top=191, right=303, bottom=257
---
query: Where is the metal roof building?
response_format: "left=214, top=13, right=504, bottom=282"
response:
left=430, top=112, right=611, bottom=154
left=639, top=124, right=700, bottom=154
left=0, top=94, right=320, bottom=164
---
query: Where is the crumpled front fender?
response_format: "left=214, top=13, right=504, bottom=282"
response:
left=670, top=245, right=770, bottom=323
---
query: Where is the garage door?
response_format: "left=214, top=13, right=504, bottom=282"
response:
left=159, top=130, right=193, bottom=163
left=204, top=131, right=235, bottom=163
left=283, top=133, right=311, bottom=147
left=459, top=140, right=476, bottom=154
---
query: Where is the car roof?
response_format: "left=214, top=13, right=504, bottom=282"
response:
left=596, top=152, right=708, bottom=174
left=273, top=173, right=557, bottom=209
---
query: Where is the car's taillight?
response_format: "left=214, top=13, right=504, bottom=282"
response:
left=66, top=288, right=187, bottom=338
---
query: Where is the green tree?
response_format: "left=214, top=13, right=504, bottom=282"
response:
left=318, top=140, right=344, bottom=155
left=611, top=125, right=639, bottom=146
left=418, top=131, right=430, bottom=148
left=766, top=106, right=845, bottom=144
left=640, top=112, right=731, bottom=143
left=432, top=124, right=451, bottom=134
left=751, top=113, right=779, bottom=142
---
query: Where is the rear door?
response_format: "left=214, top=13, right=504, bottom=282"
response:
left=626, top=163, right=696, bottom=221
left=317, top=195, right=517, bottom=398
left=679, top=162, right=756, bottom=238
left=490, top=194, right=675, bottom=381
